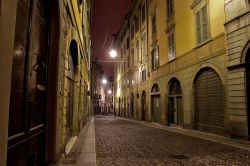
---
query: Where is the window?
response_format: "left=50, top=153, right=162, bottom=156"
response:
left=151, top=12, right=156, bottom=35
left=127, top=37, right=129, bottom=49
left=151, top=47, right=159, bottom=70
left=131, top=48, right=134, bottom=67
left=196, top=5, right=209, bottom=45
left=141, top=34, right=147, bottom=57
left=136, top=40, right=140, bottom=63
left=131, top=24, right=134, bottom=39
left=127, top=56, right=130, bottom=68
left=168, top=33, right=175, bottom=61
left=141, top=3, right=146, bottom=24
left=135, top=15, right=139, bottom=32
left=142, top=69, right=146, bottom=82
left=167, top=0, right=174, bottom=17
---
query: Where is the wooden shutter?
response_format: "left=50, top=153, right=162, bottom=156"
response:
left=194, top=68, right=224, bottom=134
left=196, top=5, right=208, bottom=44
left=168, top=33, right=175, bottom=61
left=196, top=10, right=202, bottom=44
left=201, top=5, right=208, bottom=41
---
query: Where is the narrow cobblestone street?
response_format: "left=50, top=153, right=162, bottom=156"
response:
left=95, top=116, right=250, bottom=166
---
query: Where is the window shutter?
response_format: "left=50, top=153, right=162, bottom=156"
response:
left=196, top=11, right=202, bottom=44
left=168, top=33, right=175, bottom=61
left=201, top=5, right=208, bottom=41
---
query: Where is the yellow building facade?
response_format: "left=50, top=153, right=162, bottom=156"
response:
left=115, top=0, right=249, bottom=139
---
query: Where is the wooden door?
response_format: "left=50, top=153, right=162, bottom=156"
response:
left=152, top=96, right=160, bottom=123
left=177, top=97, right=183, bottom=126
left=8, top=0, right=49, bottom=165
left=169, top=97, right=175, bottom=124
left=194, top=68, right=224, bottom=134
left=131, top=94, right=134, bottom=118
left=141, top=92, right=146, bottom=121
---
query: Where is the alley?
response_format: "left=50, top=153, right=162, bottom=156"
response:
left=95, top=116, right=250, bottom=166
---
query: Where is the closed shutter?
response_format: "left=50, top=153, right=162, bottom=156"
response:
left=201, top=5, right=208, bottom=41
left=196, top=11, right=202, bottom=44
left=194, top=68, right=224, bottom=134
left=196, top=5, right=208, bottom=44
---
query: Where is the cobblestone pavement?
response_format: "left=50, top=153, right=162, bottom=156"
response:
left=95, top=116, right=250, bottom=166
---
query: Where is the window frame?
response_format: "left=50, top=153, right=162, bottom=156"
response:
left=141, top=33, right=147, bottom=58
left=151, top=46, right=159, bottom=70
left=167, top=0, right=174, bottom=18
left=168, top=32, right=175, bottom=61
left=194, top=1, right=210, bottom=46
left=141, top=2, right=146, bottom=24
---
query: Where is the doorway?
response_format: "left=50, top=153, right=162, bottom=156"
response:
left=168, top=78, right=183, bottom=126
left=151, top=84, right=161, bottom=123
left=118, top=97, right=121, bottom=117
left=246, top=48, right=250, bottom=140
left=194, top=68, right=224, bottom=134
left=7, top=0, right=49, bottom=165
left=141, top=91, right=146, bottom=121
left=131, top=93, right=134, bottom=118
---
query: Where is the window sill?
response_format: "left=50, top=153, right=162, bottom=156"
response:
left=195, top=38, right=211, bottom=49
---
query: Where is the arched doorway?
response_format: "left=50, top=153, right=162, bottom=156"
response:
left=131, top=93, right=134, bottom=118
left=246, top=48, right=250, bottom=140
left=168, top=78, right=183, bottom=126
left=194, top=68, right=224, bottom=135
left=141, top=91, right=146, bottom=121
left=7, top=0, right=49, bottom=165
left=151, top=84, right=161, bottom=123
left=66, top=40, right=78, bottom=142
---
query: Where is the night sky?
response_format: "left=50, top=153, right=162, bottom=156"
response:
left=91, top=0, right=135, bottom=76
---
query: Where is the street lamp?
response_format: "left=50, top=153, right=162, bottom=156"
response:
left=108, top=90, right=112, bottom=94
left=109, top=49, right=117, bottom=58
left=102, top=78, right=107, bottom=84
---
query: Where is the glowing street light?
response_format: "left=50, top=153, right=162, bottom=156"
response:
left=109, top=49, right=117, bottom=58
left=102, top=78, right=107, bottom=84
left=108, top=90, right=112, bottom=94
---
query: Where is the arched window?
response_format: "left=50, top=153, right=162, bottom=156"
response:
left=151, top=83, right=159, bottom=93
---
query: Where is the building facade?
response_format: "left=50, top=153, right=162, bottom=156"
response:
left=0, top=0, right=92, bottom=165
left=114, top=0, right=250, bottom=139
left=91, top=61, right=104, bottom=115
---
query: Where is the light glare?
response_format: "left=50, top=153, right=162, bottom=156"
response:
left=109, top=50, right=117, bottom=58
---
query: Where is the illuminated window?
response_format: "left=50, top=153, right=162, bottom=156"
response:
left=151, top=47, right=159, bottom=70
left=141, top=67, right=147, bottom=82
left=168, top=33, right=175, bottom=61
